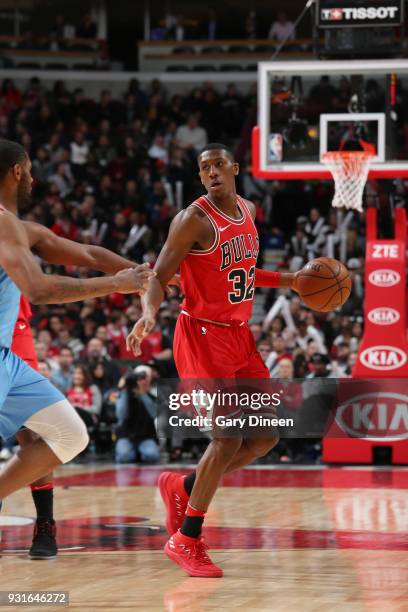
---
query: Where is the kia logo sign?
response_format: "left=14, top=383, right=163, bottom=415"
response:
left=368, top=307, right=400, bottom=326
left=336, top=392, right=408, bottom=441
left=368, top=269, right=400, bottom=287
left=360, top=346, right=407, bottom=371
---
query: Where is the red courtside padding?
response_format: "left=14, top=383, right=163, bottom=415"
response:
left=323, top=208, right=408, bottom=464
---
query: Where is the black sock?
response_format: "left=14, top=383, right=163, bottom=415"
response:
left=183, top=472, right=196, bottom=496
left=31, top=486, right=54, bottom=522
left=180, top=514, right=204, bottom=539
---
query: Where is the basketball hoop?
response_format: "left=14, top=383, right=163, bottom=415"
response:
left=322, top=151, right=374, bottom=213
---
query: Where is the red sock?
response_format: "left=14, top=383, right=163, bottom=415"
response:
left=180, top=503, right=206, bottom=539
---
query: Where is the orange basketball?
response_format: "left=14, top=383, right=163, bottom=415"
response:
left=296, top=257, right=352, bottom=312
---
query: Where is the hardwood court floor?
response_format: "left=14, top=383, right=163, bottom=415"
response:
left=0, top=463, right=407, bottom=611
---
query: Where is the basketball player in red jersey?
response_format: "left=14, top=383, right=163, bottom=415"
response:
left=127, top=143, right=299, bottom=577
left=11, top=294, right=58, bottom=559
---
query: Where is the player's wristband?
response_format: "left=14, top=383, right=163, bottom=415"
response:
left=254, top=268, right=281, bottom=288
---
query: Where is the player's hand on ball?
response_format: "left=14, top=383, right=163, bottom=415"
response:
left=126, top=315, right=155, bottom=356
left=290, top=272, right=300, bottom=293
left=296, top=257, right=351, bottom=312
left=115, top=264, right=155, bottom=295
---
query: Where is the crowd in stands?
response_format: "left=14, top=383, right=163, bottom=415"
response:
left=12, top=12, right=99, bottom=51
left=151, top=10, right=296, bottom=41
left=0, top=74, right=402, bottom=465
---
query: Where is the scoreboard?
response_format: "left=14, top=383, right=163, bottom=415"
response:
left=317, top=1, right=403, bottom=28
left=315, top=0, right=404, bottom=57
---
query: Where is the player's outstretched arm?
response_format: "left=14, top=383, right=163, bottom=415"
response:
left=127, top=208, right=207, bottom=356
left=0, top=213, right=155, bottom=304
left=23, top=220, right=179, bottom=288
left=24, top=221, right=143, bottom=274
left=255, top=268, right=299, bottom=291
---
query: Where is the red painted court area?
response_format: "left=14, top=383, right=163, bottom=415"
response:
left=54, top=465, right=408, bottom=489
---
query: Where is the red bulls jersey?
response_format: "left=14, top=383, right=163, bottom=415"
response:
left=15, top=294, right=32, bottom=329
left=180, top=194, right=259, bottom=322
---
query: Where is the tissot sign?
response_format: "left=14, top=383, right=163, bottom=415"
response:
left=318, top=1, right=403, bottom=27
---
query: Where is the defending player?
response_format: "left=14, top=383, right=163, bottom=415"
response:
left=127, top=143, right=299, bottom=577
left=0, top=139, right=155, bottom=515
left=11, top=295, right=59, bottom=559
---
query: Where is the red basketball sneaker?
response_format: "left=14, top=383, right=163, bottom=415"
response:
left=158, top=472, right=188, bottom=535
left=164, top=530, right=223, bottom=578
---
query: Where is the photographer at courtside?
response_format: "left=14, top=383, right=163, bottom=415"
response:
left=115, top=365, right=159, bottom=464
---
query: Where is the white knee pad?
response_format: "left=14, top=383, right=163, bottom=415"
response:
left=24, top=400, right=89, bottom=463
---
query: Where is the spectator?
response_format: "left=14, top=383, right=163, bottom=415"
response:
left=93, top=135, right=117, bottom=168
left=166, top=14, right=192, bottom=41
left=265, top=335, right=292, bottom=376
left=250, top=323, right=263, bottom=343
left=91, top=359, right=115, bottom=395
left=51, top=14, right=75, bottom=41
left=307, top=353, right=331, bottom=379
left=268, top=12, right=296, bottom=41
left=1, top=79, right=23, bottom=115
left=309, top=76, right=337, bottom=114
left=331, top=342, right=350, bottom=377
left=47, top=162, right=74, bottom=198
left=76, top=12, right=97, bottom=39
left=175, top=114, right=208, bottom=154
left=121, top=211, right=152, bottom=260
left=37, top=359, right=53, bottom=380
left=83, top=338, right=121, bottom=388
left=115, top=366, right=160, bottom=463
left=199, top=9, right=222, bottom=40
left=51, top=346, right=74, bottom=393
left=70, top=132, right=89, bottom=178
left=106, top=311, right=130, bottom=359
left=32, top=146, right=53, bottom=183
left=244, top=11, right=258, bottom=39
left=294, top=319, right=327, bottom=355
left=54, top=326, right=84, bottom=357
left=148, top=135, right=169, bottom=165
left=257, top=340, right=272, bottom=364
left=66, top=365, right=102, bottom=429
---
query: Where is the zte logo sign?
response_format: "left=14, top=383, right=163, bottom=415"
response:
left=368, top=269, right=400, bottom=287
left=360, top=346, right=407, bottom=371
left=321, top=7, right=399, bottom=21
left=370, top=244, right=399, bottom=259
left=368, top=308, right=400, bottom=326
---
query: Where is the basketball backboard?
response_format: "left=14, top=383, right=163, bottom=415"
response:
left=252, top=59, right=408, bottom=179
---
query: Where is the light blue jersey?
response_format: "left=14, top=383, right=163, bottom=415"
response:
left=0, top=266, right=21, bottom=349
left=0, top=264, right=65, bottom=440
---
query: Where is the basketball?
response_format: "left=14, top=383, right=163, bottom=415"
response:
left=296, top=257, right=352, bottom=312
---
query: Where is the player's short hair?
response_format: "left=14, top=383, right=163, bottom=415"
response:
left=197, top=142, right=235, bottom=163
left=0, top=139, right=27, bottom=180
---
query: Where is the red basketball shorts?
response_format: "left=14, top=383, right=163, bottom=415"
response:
left=173, top=313, right=269, bottom=379
left=11, top=326, right=38, bottom=370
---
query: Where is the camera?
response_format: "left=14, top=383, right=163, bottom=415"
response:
left=125, top=369, right=147, bottom=388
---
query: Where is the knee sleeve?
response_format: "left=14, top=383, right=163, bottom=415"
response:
left=24, top=400, right=89, bottom=463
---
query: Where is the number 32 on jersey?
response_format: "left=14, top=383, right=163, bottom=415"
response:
left=228, top=266, right=255, bottom=304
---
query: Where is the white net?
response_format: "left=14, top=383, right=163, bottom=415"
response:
left=322, top=151, right=373, bottom=213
